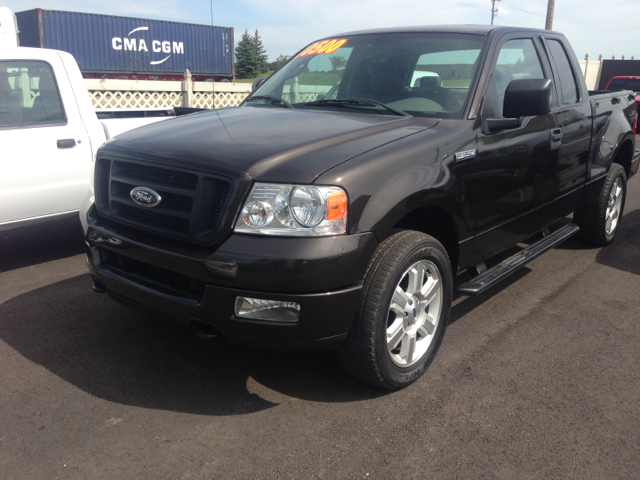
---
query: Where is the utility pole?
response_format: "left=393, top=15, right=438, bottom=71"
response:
left=545, top=0, right=555, bottom=30
left=491, top=0, right=502, bottom=25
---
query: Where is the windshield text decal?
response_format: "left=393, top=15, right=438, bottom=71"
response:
left=296, top=39, right=349, bottom=58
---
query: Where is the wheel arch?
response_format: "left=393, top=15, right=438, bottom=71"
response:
left=387, top=204, right=460, bottom=274
left=612, top=137, right=635, bottom=178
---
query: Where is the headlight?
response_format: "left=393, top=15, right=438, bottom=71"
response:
left=235, top=183, right=347, bottom=236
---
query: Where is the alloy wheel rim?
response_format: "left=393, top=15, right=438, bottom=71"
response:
left=605, top=178, right=624, bottom=236
left=387, top=260, right=443, bottom=367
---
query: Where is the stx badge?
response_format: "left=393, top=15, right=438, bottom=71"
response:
left=454, top=149, right=477, bottom=162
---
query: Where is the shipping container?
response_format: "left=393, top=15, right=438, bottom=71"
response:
left=16, top=9, right=234, bottom=80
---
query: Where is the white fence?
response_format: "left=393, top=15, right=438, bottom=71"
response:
left=85, top=70, right=252, bottom=109
left=578, top=54, right=638, bottom=91
left=85, top=70, right=332, bottom=109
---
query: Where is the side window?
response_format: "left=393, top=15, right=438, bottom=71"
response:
left=0, top=60, right=65, bottom=128
left=546, top=39, right=579, bottom=104
left=484, top=39, right=545, bottom=118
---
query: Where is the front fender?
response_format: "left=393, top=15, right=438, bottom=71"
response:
left=314, top=123, right=475, bottom=243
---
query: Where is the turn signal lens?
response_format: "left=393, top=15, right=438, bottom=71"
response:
left=326, top=191, right=347, bottom=222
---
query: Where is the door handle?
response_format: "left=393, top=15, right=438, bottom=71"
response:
left=550, top=128, right=563, bottom=150
left=57, top=139, right=76, bottom=149
left=551, top=128, right=563, bottom=140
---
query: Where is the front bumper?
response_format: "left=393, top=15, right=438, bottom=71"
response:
left=85, top=205, right=378, bottom=351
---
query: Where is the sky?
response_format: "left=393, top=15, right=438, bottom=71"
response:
left=4, top=0, right=640, bottom=62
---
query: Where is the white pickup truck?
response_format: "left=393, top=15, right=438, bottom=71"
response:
left=0, top=7, right=185, bottom=231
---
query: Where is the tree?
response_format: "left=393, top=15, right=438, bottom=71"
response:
left=268, top=54, right=290, bottom=71
left=235, top=29, right=260, bottom=79
left=329, top=55, right=347, bottom=72
left=235, top=29, right=271, bottom=79
left=253, top=30, right=269, bottom=74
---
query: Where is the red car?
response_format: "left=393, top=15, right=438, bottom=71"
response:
left=605, top=76, right=640, bottom=133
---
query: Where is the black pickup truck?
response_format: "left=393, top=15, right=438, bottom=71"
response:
left=82, top=25, right=639, bottom=389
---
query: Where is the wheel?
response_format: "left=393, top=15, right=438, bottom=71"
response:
left=574, top=163, right=627, bottom=246
left=336, top=231, right=452, bottom=390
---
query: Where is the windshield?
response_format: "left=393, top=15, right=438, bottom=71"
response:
left=608, top=78, right=640, bottom=92
left=249, top=33, right=486, bottom=119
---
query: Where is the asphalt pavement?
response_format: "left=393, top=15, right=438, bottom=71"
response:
left=1, top=175, right=639, bottom=479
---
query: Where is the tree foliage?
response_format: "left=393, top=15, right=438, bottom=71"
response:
left=253, top=30, right=269, bottom=73
left=329, top=55, right=347, bottom=72
left=268, top=54, right=290, bottom=72
left=235, top=29, right=269, bottom=79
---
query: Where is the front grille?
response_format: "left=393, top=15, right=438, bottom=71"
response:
left=118, top=162, right=198, bottom=188
left=95, top=158, right=232, bottom=243
left=100, top=248, right=205, bottom=301
left=114, top=204, right=191, bottom=234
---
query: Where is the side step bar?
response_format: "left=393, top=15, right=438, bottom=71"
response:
left=457, top=224, right=580, bottom=295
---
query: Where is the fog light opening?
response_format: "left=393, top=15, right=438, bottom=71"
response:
left=234, top=297, right=300, bottom=323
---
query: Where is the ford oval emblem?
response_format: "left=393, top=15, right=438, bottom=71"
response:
left=130, top=187, right=162, bottom=208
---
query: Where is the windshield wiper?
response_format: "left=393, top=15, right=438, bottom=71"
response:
left=305, top=98, right=410, bottom=117
left=246, top=95, right=293, bottom=108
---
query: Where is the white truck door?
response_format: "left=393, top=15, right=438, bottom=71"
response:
left=0, top=52, right=92, bottom=226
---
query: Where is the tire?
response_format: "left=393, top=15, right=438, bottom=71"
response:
left=574, top=163, right=627, bottom=246
left=336, top=231, right=453, bottom=390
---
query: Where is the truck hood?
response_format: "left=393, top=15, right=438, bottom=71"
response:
left=101, top=106, right=439, bottom=183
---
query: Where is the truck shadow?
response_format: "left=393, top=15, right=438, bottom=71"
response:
left=552, top=207, right=640, bottom=276
left=594, top=207, right=640, bottom=276
left=1, top=268, right=533, bottom=416
left=0, top=216, right=85, bottom=273
left=0, top=274, right=388, bottom=416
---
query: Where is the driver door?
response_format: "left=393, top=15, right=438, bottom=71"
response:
left=466, top=37, right=560, bottom=258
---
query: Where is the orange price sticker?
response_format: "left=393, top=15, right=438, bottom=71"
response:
left=296, top=38, right=349, bottom=58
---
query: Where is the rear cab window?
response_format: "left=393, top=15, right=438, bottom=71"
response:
left=546, top=39, right=580, bottom=104
left=607, top=78, right=640, bottom=92
left=0, top=60, right=66, bottom=128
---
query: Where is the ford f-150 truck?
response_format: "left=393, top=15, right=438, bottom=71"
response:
left=81, top=25, right=639, bottom=389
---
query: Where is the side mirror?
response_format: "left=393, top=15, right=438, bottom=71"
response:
left=503, top=78, right=553, bottom=118
left=251, top=77, right=266, bottom=92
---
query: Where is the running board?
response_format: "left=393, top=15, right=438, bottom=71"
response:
left=457, top=224, right=580, bottom=295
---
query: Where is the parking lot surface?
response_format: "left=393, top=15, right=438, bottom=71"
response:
left=1, top=174, right=639, bottom=479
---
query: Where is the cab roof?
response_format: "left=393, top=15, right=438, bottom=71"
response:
left=334, top=24, right=555, bottom=37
